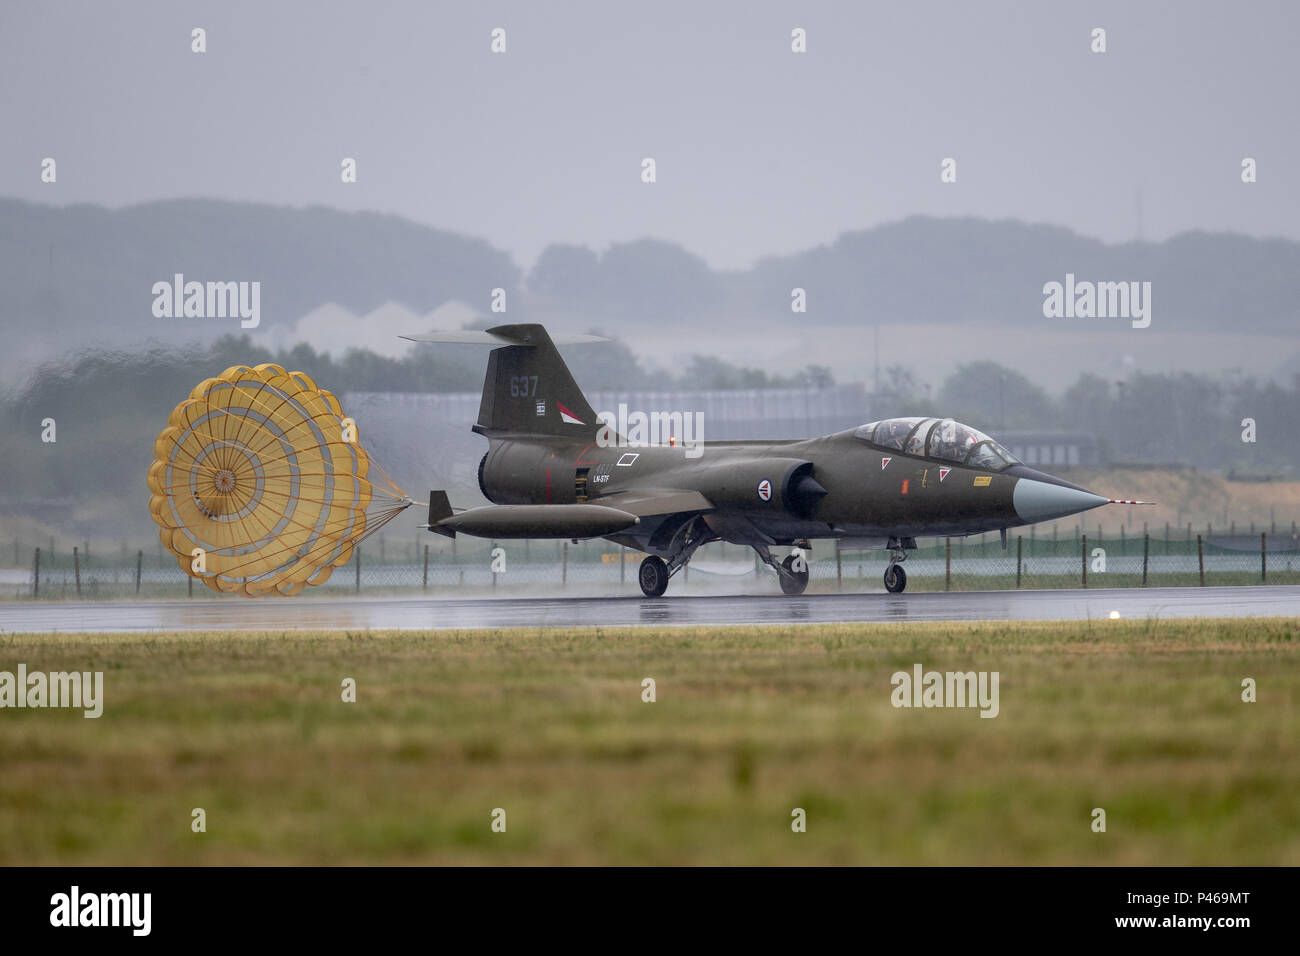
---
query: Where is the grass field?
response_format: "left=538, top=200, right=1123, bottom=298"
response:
left=1, top=619, right=1298, bottom=865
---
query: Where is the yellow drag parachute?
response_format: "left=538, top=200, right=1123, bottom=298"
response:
left=147, top=363, right=412, bottom=596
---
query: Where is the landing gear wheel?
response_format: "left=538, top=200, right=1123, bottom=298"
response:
left=638, top=555, right=670, bottom=597
left=884, top=565, right=907, bottom=594
left=780, top=555, right=810, bottom=595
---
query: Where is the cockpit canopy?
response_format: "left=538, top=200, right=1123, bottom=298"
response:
left=854, top=417, right=1021, bottom=471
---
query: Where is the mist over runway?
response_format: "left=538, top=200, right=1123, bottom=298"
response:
left=5, top=586, right=1299, bottom=634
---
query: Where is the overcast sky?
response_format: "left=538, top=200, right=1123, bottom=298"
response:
left=2, top=0, right=1295, bottom=271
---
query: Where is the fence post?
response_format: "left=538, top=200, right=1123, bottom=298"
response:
left=33, top=547, right=40, bottom=598
left=1081, top=534, right=1088, bottom=589
left=836, top=539, right=843, bottom=590
left=562, top=542, right=568, bottom=587
left=1261, top=532, right=1267, bottom=583
left=135, top=549, right=143, bottom=594
left=73, top=546, right=81, bottom=597
left=188, top=574, right=193, bottom=598
left=355, top=547, right=361, bottom=593
left=1142, top=533, right=1149, bottom=586
left=1015, top=535, right=1022, bottom=588
left=423, top=544, right=429, bottom=591
left=945, top=537, right=951, bottom=591
left=1197, top=535, right=1204, bottom=586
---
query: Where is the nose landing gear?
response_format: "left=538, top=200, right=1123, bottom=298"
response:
left=884, top=544, right=908, bottom=593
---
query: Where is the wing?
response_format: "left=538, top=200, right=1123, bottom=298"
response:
left=594, top=489, right=714, bottom=517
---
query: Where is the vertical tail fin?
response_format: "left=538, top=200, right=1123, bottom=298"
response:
left=402, top=324, right=604, bottom=438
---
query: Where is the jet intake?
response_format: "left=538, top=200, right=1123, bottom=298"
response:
left=694, top=458, right=825, bottom=519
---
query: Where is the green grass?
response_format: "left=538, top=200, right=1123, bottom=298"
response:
left=1, top=619, right=1298, bottom=864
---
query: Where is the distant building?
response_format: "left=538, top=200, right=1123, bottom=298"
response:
left=343, top=385, right=870, bottom=501
left=995, top=431, right=1100, bottom=467
left=346, top=384, right=869, bottom=444
left=343, top=390, right=1099, bottom=496
left=586, top=385, right=868, bottom=440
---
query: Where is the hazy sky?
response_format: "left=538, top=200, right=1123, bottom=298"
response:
left=2, top=0, right=1296, bottom=271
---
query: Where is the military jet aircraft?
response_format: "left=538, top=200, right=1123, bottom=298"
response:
left=406, top=324, right=1146, bottom=596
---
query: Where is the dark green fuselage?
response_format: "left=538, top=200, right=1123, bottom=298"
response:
left=479, top=430, right=1022, bottom=554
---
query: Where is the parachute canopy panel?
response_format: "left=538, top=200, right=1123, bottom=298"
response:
left=147, top=362, right=412, bottom=597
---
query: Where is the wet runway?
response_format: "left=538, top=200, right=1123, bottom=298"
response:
left=4, top=585, right=1298, bottom=633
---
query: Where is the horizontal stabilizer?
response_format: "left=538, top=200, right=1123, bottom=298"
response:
left=400, top=330, right=609, bottom=346
left=424, top=490, right=456, bottom=538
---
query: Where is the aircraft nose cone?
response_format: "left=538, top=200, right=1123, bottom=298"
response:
left=1013, top=478, right=1109, bottom=523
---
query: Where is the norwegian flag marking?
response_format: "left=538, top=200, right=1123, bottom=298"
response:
left=557, top=401, right=585, bottom=425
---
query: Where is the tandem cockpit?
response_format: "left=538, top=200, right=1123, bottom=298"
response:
left=854, top=417, right=1021, bottom=471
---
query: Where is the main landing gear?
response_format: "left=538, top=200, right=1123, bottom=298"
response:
left=779, top=553, right=810, bottom=595
left=636, top=517, right=713, bottom=597
left=638, top=555, right=669, bottom=597
left=750, top=542, right=811, bottom=596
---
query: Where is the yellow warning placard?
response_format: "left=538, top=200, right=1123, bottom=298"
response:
left=601, top=552, right=641, bottom=564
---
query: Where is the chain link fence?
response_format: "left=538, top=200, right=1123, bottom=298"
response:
left=5, top=525, right=1300, bottom=599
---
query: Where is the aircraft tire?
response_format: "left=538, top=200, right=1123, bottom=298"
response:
left=779, top=555, right=810, bottom=595
left=884, top=565, right=907, bottom=594
left=638, top=555, right=670, bottom=597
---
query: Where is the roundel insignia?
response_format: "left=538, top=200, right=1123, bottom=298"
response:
left=757, top=478, right=772, bottom=502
